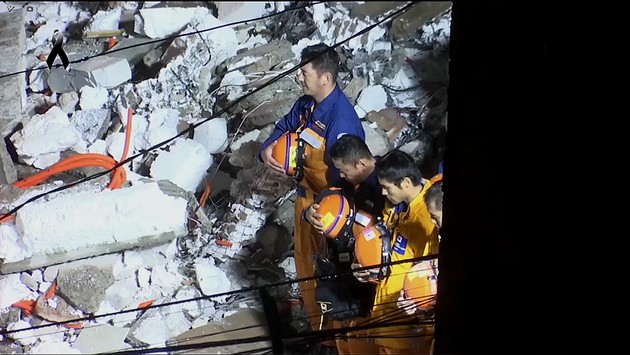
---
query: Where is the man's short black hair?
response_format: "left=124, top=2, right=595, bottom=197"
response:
left=301, top=43, right=340, bottom=82
left=376, top=149, right=423, bottom=187
left=330, top=134, right=373, bottom=165
left=424, top=180, right=443, bottom=212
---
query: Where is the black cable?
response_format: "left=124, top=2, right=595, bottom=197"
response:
left=0, top=0, right=422, bottom=340
left=0, top=0, right=416, bottom=223
left=0, top=2, right=326, bottom=80
left=1, top=252, right=436, bottom=337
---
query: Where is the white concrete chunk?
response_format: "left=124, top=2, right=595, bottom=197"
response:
left=84, top=8, right=122, bottom=33
left=192, top=117, right=228, bottom=154
left=0, top=274, right=38, bottom=309
left=354, top=85, right=388, bottom=119
left=150, top=139, right=213, bottom=192
left=71, top=324, right=130, bottom=354
left=134, top=7, right=207, bottom=39
left=14, top=182, right=188, bottom=261
left=10, top=106, right=87, bottom=169
left=0, top=223, right=32, bottom=263
left=72, top=55, right=131, bottom=89
left=129, top=303, right=192, bottom=347
left=194, top=258, right=232, bottom=301
left=362, top=121, right=391, bottom=157
left=79, top=85, right=109, bottom=110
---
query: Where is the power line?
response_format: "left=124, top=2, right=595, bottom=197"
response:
left=0, top=1, right=417, bottom=222
left=1, top=252, right=436, bottom=337
left=1, top=1, right=426, bottom=347
left=0, top=2, right=325, bottom=80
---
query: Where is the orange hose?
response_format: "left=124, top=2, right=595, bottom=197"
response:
left=1, top=108, right=134, bottom=223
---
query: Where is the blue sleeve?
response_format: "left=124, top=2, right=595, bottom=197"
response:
left=325, top=119, right=365, bottom=185
left=258, top=98, right=305, bottom=162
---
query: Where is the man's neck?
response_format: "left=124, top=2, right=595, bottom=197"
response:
left=404, top=184, right=425, bottom=205
left=313, top=83, right=336, bottom=104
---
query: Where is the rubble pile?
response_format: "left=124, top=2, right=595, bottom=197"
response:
left=0, top=1, right=451, bottom=353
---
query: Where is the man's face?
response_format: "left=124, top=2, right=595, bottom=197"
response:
left=333, top=158, right=365, bottom=185
left=378, top=178, right=407, bottom=205
left=297, top=62, right=324, bottom=97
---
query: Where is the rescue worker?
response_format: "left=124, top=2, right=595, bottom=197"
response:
left=396, top=176, right=443, bottom=354
left=354, top=149, right=439, bottom=354
left=303, top=134, right=384, bottom=355
left=258, top=43, right=365, bottom=340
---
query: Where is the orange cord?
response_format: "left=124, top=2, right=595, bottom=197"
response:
left=1, top=107, right=133, bottom=223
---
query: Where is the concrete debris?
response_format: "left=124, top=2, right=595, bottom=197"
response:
left=84, top=8, right=122, bottom=33
left=70, top=324, right=130, bottom=354
left=10, top=106, right=87, bottom=169
left=72, top=55, right=132, bottom=89
left=354, top=85, right=389, bottom=119
left=127, top=298, right=192, bottom=347
left=343, top=76, right=368, bottom=105
left=194, top=258, right=232, bottom=299
left=134, top=6, right=206, bottom=39
left=106, top=37, right=164, bottom=67
left=391, top=2, right=452, bottom=41
left=56, top=265, right=115, bottom=313
left=0, top=273, right=37, bottom=309
left=0, top=10, right=27, bottom=136
left=3, top=181, right=189, bottom=273
left=149, top=138, right=213, bottom=192
left=33, top=293, right=82, bottom=323
left=229, top=140, right=262, bottom=169
left=218, top=39, right=294, bottom=75
left=192, top=117, right=228, bottom=154
left=79, top=85, right=110, bottom=110
left=173, top=308, right=271, bottom=354
left=69, top=108, right=112, bottom=145
left=230, top=77, right=302, bottom=124
left=58, top=92, right=79, bottom=113
left=367, top=108, right=408, bottom=143
left=362, top=121, right=392, bottom=157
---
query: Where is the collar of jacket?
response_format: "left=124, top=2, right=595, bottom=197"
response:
left=308, top=84, right=343, bottom=127
left=394, top=179, right=429, bottom=216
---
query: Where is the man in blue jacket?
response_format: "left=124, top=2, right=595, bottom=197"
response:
left=259, top=43, right=365, bottom=337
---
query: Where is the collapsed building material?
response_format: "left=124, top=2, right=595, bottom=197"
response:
left=0, top=10, right=27, bottom=136
left=1, top=180, right=191, bottom=274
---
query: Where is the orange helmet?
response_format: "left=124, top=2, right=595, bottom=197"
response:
left=403, top=260, right=438, bottom=311
left=352, top=210, right=392, bottom=283
left=429, top=173, right=443, bottom=185
left=315, top=188, right=354, bottom=239
left=272, top=132, right=302, bottom=177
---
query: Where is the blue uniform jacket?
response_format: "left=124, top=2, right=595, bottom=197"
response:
left=258, top=84, right=364, bottom=185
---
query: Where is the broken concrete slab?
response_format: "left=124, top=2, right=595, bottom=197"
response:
left=106, top=36, right=164, bottom=67
left=72, top=55, right=132, bottom=89
left=218, top=39, right=294, bottom=75
left=172, top=308, right=271, bottom=354
left=350, top=1, right=406, bottom=21
left=1, top=181, right=190, bottom=274
left=71, top=324, right=130, bottom=354
left=57, top=265, right=115, bottom=313
left=363, top=121, right=392, bottom=157
left=0, top=10, right=27, bottom=136
left=69, top=109, right=112, bottom=145
left=391, top=2, right=452, bottom=40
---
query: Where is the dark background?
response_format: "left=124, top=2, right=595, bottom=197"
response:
left=433, top=2, right=602, bottom=353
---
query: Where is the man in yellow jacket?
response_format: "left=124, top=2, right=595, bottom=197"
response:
left=355, top=149, right=439, bottom=354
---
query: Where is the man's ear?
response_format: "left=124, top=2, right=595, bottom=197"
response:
left=401, top=177, right=413, bottom=189
left=322, top=71, right=333, bottom=85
